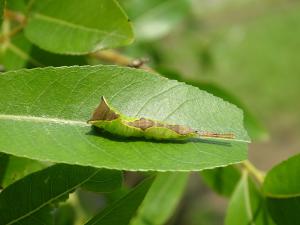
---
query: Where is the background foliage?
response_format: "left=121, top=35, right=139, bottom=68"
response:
left=0, top=0, right=299, bottom=224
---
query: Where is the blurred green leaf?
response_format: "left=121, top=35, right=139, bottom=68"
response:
left=263, top=153, right=300, bottom=225
left=263, top=153, right=300, bottom=197
left=201, top=165, right=241, bottom=197
left=24, top=0, right=134, bottom=54
left=225, top=172, right=275, bottom=225
left=130, top=173, right=188, bottom=225
left=81, top=170, right=123, bottom=193
left=0, top=154, right=46, bottom=188
left=0, top=66, right=248, bottom=171
left=54, top=203, right=76, bottom=225
left=0, top=0, right=4, bottom=26
left=122, top=0, right=189, bottom=41
left=0, top=164, right=122, bottom=225
left=85, top=177, right=153, bottom=225
left=204, top=6, right=300, bottom=129
left=6, top=0, right=27, bottom=12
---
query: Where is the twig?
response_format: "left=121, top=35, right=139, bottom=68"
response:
left=0, top=25, right=24, bottom=43
left=90, top=50, right=156, bottom=73
left=242, top=160, right=265, bottom=184
left=4, top=10, right=26, bottom=25
left=0, top=10, right=27, bottom=43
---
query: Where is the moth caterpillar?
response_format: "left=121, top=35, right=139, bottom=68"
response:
left=88, top=97, right=235, bottom=140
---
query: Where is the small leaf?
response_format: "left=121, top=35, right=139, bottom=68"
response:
left=225, top=172, right=275, bottom=225
left=85, top=177, right=153, bottom=225
left=0, top=66, right=249, bottom=171
left=0, top=164, right=122, bottom=225
left=201, top=165, right=241, bottom=197
left=0, top=154, right=46, bottom=188
left=54, top=203, right=76, bottom=225
left=263, top=153, right=300, bottom=225
left=130, top=173, right=188, bottom=225
left=24, top=0, right=134, bottom=54
left=122, top=0, right=189, bottom=41
left=263, top=153, right=300, bottom=197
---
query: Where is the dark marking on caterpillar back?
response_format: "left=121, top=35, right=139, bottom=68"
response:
left=126, top=118, right=195, bottom=135
left=126, top=118, right=155, bottom=131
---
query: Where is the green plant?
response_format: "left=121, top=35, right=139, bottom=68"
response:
left=0, top=0, right=299, bottom=225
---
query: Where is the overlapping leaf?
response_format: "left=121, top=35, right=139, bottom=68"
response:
left=24, top=0, right=133, bottom=54
left=225, top=172, right=275, bottom=225
left=0, top=164, right=122, bottom=225
left=122, top=0, right=189, bottom=40
left=130, top=173, right=188, bottom=225
left=263, top=153, right=300, bottom=225
left=85, top=177, right=153, bottom=225
left=201, top=165, right=241, bottom=197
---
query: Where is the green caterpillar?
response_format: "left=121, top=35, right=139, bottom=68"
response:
left=88, top=97, right=235, bottom=140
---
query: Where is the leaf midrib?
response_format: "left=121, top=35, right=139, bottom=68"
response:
left=243, top=174, right=256, bottom=225
left=0, top=114, right=88, bottom=126
left=264, top=192, right=300, bottom=199
left=31, top=13, right=128, bottom=39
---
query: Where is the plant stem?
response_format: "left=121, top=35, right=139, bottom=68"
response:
left=90, top=50, right=156, bottom=73
left=242, top=160, right=265, bottom=184
left=0, top=10, right=27, bottom=43
left=4, top=10, right=26, bottom=25
left=0, top=24, right=24, bottom=43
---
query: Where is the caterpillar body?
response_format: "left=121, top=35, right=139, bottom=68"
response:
left=88, top=97, right=235, bottom=141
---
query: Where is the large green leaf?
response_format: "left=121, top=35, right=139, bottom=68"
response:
left=201, top=165, right=241, bottom=197
left=225, top=172, right=275, bottom=225
left=24, top=0, right=133, bottom=54
left=0, top=65, right=249, bottom=171
left=122, top=0, right=189, bottom=41
left=130, top=173, right=188, bottom=225
left=263, top=153, right=300, bottom=225
left=0, top=164, right=122, bottom=225
left=85, top=177, right=153, bottom=225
